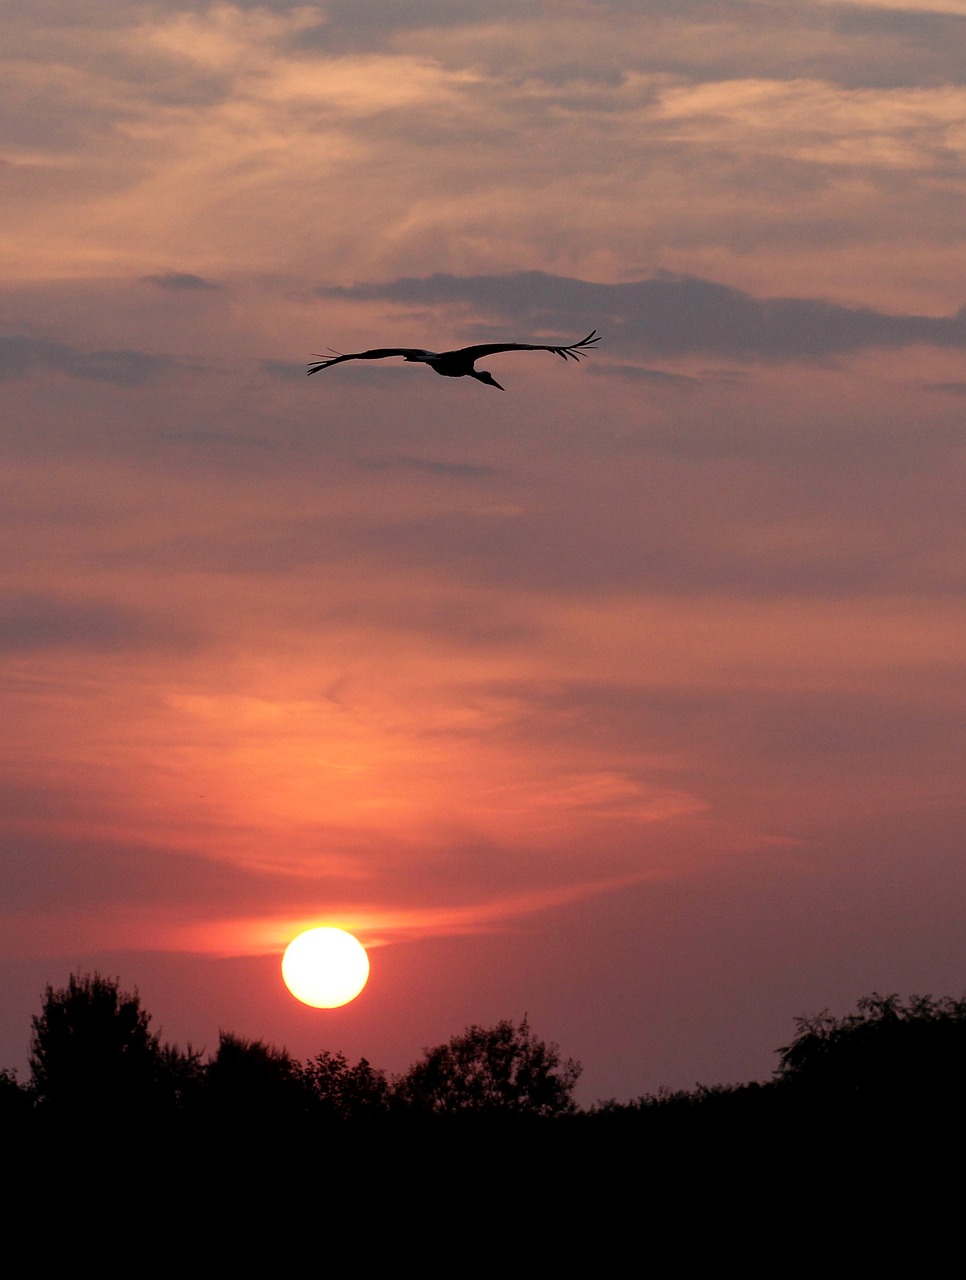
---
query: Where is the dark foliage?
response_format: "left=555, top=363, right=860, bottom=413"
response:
left=14, top=973, right=966, bottom=1164
left=159, top=1040, right=206, bottom=1111
left=592, top=1081, right=773, bottom=1118
left=773, top=991, right=966, bottom=1111
left=9, top=978, right=964, bottom=1247
left=29, top=971, right=166, bottom=1117
left=396, top=1015, right=581, bottom=1117
left=302, top=1049, right=392, bottom=1120
left=0, top=1068, right=32, bottom=1126
left=202, top=1031, right=312, bottom=1123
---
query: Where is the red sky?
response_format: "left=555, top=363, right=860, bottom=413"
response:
left=1, top=0, right=965, bottom=1102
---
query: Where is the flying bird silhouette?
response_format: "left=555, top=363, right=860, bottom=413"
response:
left=307, top=331, right=600, bottom=390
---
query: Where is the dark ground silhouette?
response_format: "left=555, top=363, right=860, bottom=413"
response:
left=5, top=973, right=964, bottom=1244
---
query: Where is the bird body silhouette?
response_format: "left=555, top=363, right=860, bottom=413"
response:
left=307, top=331, right=600, bottom=390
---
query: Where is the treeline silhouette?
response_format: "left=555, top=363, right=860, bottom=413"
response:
left=6, top=973, right=966, bottom=1141
left=4, top=972, right=582, bottom=1131
left=6, top=974, right=965, bottom=1247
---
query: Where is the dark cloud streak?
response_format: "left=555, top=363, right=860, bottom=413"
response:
left=292, top=0, right=540, bottom=51
left=0, top=592, right=199, bottom=654
left=923, top=380, right=966, bottom=396
left=356, top=454, right=500, bottom=478
left=0, top=827, right=359, bottom=914
left=319, top=271, right=966, bottom=361
left=0, top=335, right=184, bottom=385
left=139, top=272, right=220, bottom=291
left=589, top=363, right=699, bottom=386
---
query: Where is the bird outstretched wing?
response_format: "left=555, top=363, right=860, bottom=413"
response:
left=307, top=348, right=435, bottom=376
left=449, top=331, right=601, bottom=364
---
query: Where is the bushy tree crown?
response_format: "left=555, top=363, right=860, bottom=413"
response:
left=397, top=1015, right=581, bottom=1117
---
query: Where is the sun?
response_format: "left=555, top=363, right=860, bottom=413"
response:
left=281, top=927, right=370, bottom=1008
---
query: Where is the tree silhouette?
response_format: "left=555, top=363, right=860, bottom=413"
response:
left=159, top=1040, right=206, bottom=1111
left=29, top=971, right=164, bottom=1116
left=303, top=1050, right=391, bottom=1120
left=397, top=1016, right=581, bottom=1117
left=203, top=1031, right=311, bottom=1123
left=0, top=1068, right=31, bottom=1126
left=775, top=991, right=966, bottom=1112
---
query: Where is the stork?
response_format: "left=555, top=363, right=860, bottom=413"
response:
left=307, top=331, right=600, bottom=390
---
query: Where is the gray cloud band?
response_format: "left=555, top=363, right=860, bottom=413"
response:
left=0, top=335, right=182, bottom=386
left=319, top=271, right=966, bottom=361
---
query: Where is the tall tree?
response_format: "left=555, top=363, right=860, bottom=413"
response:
left=30, top=971, right=164, bottom=1116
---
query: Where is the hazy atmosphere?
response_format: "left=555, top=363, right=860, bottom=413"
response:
left=2, top=0, right=964, bottom=1103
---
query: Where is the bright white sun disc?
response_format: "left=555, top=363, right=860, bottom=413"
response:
left=281, top=927, right=370, bottom=1008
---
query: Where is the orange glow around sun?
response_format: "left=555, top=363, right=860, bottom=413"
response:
left=281, top=927, right=370, bottom=1008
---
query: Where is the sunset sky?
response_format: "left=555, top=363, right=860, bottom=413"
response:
left=2, top=0, right=964, bottom=1102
